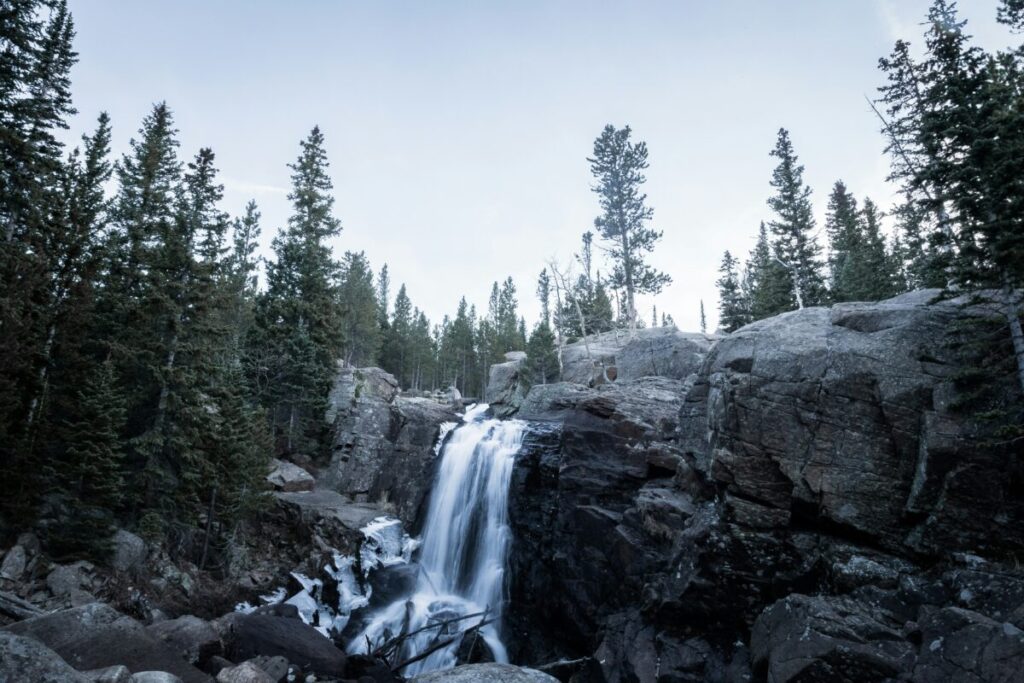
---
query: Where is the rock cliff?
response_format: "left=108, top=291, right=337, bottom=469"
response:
left=506, top=292, right=1024, bottom=682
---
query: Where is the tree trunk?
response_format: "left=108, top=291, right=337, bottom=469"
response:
left=1002, top=285, right=1024, bottom=396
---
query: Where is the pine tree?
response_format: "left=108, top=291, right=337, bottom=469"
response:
left=878, top=0, right=1024, bottom=392
left=383, top=284, right=413, bottom=385
left=0, top=0, right=80, bottom=520
left=717, top=251, right=749, bottom=332
left=699, top=300, right=707, bottom=334
left=744, top=222, right=791, bottom=321
left=524, top=322, right=559, bottom=387
left=439, top=297, right=477, bottom=395
left=250, top=126, right=343, bottom=459
left=44, top=359, right=126, bottom=559
left=851, top=198, right=901, bottom=301
left=338, top=251, right=381, bottom=367
left=766, top=128, right=827, bottom=309
left=588, top=124, right=671, bottom=334
left=536, top=269, right=552, bottom=327
left=825, top=181, right=862, bottom=301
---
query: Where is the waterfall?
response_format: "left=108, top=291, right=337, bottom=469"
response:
left=349, top=403, right=525, bottom=675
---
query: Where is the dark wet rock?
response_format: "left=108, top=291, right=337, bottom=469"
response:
left=245, top=655, right=289, bottom=682
left=0, top=630, right=89, bottom=682
left=2, top=602, right=211, bottom=682
left=751, top=593, right=916, bottom=682
left=147, top=614, right=222, bottom=667
left=410, top=663, right=559, bottom=682
left=220, top=612, right=346, bottom=678
left=321, top=365, right=457, bottom=525
left=912, top=605, right=1024, bottom=682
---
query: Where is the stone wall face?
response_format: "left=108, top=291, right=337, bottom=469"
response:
left=505, top=292, right=1024, bottom=682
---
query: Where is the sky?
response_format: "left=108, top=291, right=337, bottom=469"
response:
left=61, top=0, right=1016, bottom=332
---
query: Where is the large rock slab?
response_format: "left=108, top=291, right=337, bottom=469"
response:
left=265, top=459, right=315, bottom=493
left=485, top=351, right=527, bottom=418
left=2, top=603, right=211, bottom=683
left=678, top=292, right=1024, bottom=558
left=557, top=327, right=715, bottom=386
left=220, top=613, right=346, bottom=677
left=321, top=365, right=457, bottom=524
left=0, top=630, right=89, bottom=682
left=147, top=615, right=221, bottom=667
left=615, top=327, right=715, bottom=382
left=411, top=663, right=558, bottom=682
left=751, top=593, right=917, bottom=682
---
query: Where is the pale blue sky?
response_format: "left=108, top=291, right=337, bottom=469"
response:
left=62, top=1, right=1014, bottom=331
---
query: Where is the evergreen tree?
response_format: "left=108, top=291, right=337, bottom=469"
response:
left=45, top=360, right=126, bottom=559
left=536, top=269, right=552, bottom=327
left=851, top=198, right=901, bottom=301
left=524, top=322, right=559, bottom=387
left=382, top=284, right=413, bottom=385
left=249, top=126, right=343, bottom=459
left=699, top=300, right=707, bottom=334
left=439, top=297, right=477, bottom=395
left=825, top=180, right=862, bottom=301
left=717, top=251, right=749, bottom=332
left=588, top=124, right=671, bottom=334
left=744, top=222, right=791, bottom=321
left=766, top=128, right=827, bottom=309
left=879, top=0, right=1024, bottom=391
left=338, top=251, right=381, bottom=366
left=227, top=200, right=261, bottom=350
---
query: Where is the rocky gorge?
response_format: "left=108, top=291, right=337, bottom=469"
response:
left=2, top=291, right=1023, bottom=682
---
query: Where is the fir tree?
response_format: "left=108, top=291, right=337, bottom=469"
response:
left=250, top=126, right=343, bottom=458
left=699, top=300, right=707, bottom=334
left=744, top=222, right=791, bottom=321
left=717, top=251, right=749, bottom=332
left=338, top=251, right=381, bottom=367
left=524, top=322, right=559, bottom=387
left=45, top=359, right=126, bottom=559
left=536, top=269, right=552, bottom=327
left=588, top=124, right=671, bottom=334
left=766, top=128, right=826, bottom=309
left=825, top=181, right=862, bottom=301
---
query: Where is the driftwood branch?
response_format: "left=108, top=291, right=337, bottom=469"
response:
left=0, top=590, right=44, bottom=621
left=391, top=617, right=496, bottom=673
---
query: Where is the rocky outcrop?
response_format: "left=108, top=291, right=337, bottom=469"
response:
left=217, top=611, right=346, bottom=678
left=0, top=630, right=90, bottom=682
left=2, top=602, right=211, bottom=682
left=485, top=351, right=527, bottom=418
left=507, top=292, right=1024, bottom=682
left=321, top=365, right=457, bottom=525
left=558, top=327, right=716, bottom=386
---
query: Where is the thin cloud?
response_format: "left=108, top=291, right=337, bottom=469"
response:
left=223, top=177, right=288, bottom=196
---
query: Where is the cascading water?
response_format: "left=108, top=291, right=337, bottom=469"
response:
left=349, top=403, right=526, bottom=675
